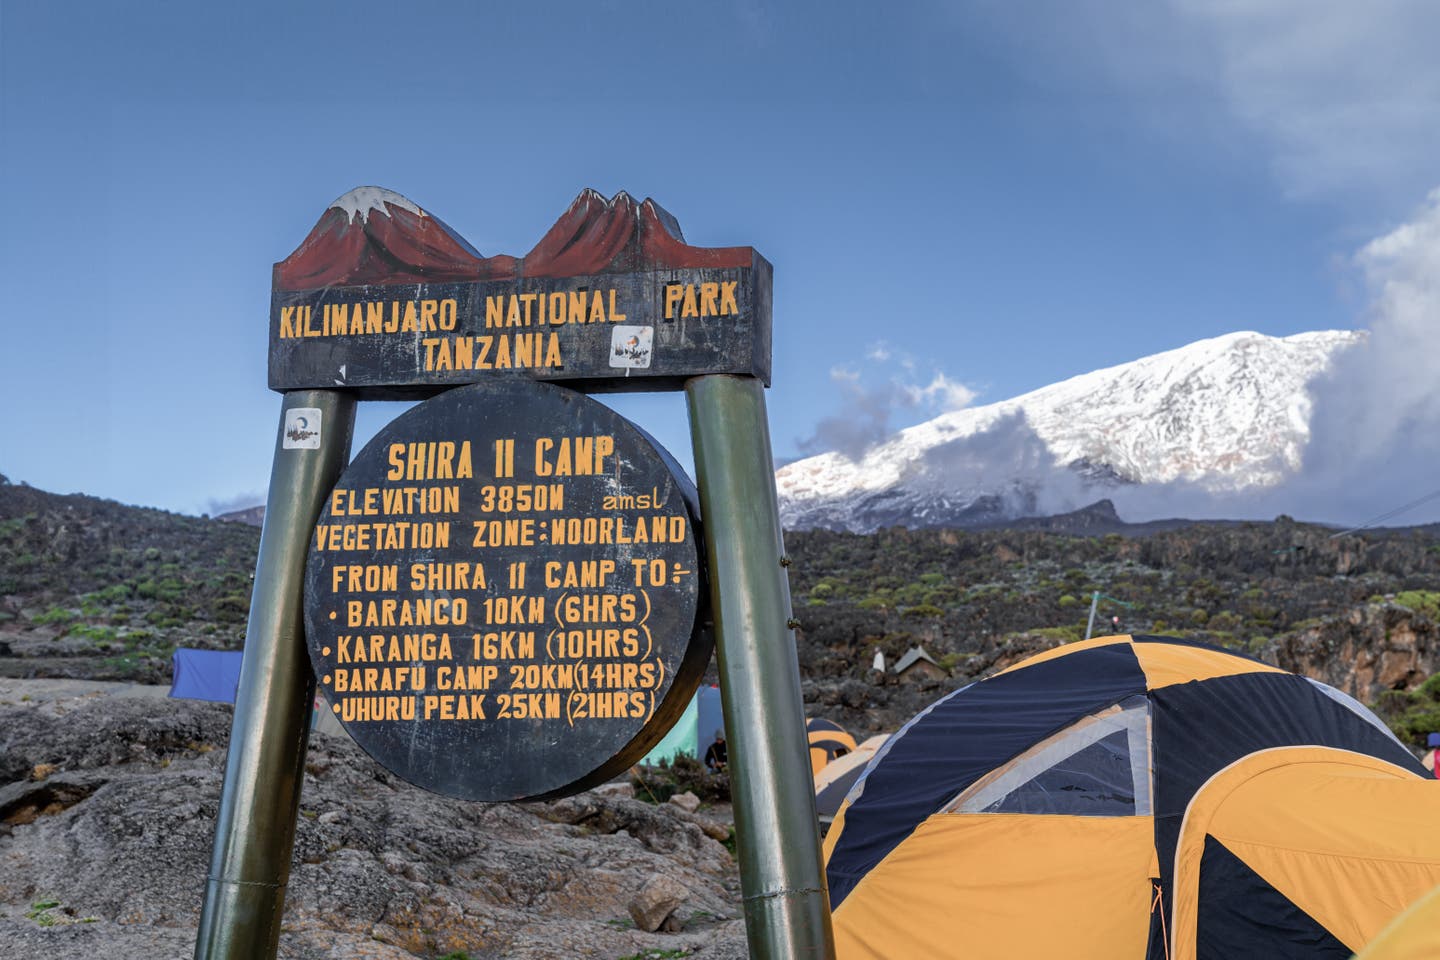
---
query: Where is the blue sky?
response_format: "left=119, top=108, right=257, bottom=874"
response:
left=3, top=1, right=1438, bottom=517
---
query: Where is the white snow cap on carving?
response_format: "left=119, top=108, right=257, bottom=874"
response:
left=329, top=186, right=424, bottom=224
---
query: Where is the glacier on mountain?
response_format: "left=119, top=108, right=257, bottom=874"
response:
left=329, top=186, right=424, bottom=224
left=776, top=330, right=1364, bottom=532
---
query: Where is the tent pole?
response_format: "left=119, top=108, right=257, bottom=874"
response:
left=686, top=374, right=836, bottom=960
left=1086, top=590, right=1100, bottom=640
left=195, top=390, right=355, bottom=960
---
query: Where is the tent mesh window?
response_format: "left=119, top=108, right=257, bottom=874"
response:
left=942, top=696, right=1152, bottom=816
left=1304, top=677, right=1408, bottom=747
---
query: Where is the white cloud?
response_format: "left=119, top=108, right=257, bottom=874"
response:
left=204, top=491, right=265, bottom=517
left=798, top=354, right=980, bottom=461
left=903, top=372, right=977, bottom=411
left=1286, top=187, right=1440, bottom=519
left=957, top=0, right=1440, bottom=201
left=1169, top=0, right=1440, bottom=199
left=1098, top=188, right=1440, bottom=525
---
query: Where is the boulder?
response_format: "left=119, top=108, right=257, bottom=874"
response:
left=668, top=790, right=701, bottom=813
left=1268, top=603, right=1440, bottom=701
left=627, top=874, right=690, bottom=932
left=594, top=781, right=634, bottom=799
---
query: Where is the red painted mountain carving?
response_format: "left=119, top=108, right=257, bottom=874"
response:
left=274, top=187, right=493, bottom=289
left=275, top=186, right=753, bottom=291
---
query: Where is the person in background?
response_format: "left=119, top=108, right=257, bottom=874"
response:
left=704, top=730, right=728, bottom=771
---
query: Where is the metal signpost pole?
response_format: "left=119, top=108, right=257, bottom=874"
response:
left=200, top=184, right=810, bottom=958
left=686, top=373, right=836, bottom=960
left=195, top=390, right=356, bottom=960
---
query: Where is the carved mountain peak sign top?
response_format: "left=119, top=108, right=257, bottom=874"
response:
left=275, top=185, right=756, bottom=289
left=269, top=186, right=771, bottom=396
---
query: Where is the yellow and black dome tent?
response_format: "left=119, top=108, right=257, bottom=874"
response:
left=1356, top=880, right=1440, bottom=960
left=823, top=635, right=1440, bottom=959
left=808, top=716, right=857, bottom=776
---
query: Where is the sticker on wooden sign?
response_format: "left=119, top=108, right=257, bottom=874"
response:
left=610, top=325, right=654, bottom=369
left=283, top=408, right=322, bottom=449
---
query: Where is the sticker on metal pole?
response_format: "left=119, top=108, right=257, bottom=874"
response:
left=302, top=380, right=710, bottom=801
left=283, top=408, right=322, bottom=449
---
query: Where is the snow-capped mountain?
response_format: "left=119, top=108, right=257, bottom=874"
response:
left=776, top=330, right=1364, bottom=532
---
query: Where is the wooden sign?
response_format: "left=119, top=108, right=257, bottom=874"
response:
left=301, top=380, right=711, bottom=801
left=269, top=187, right=772, bottom=396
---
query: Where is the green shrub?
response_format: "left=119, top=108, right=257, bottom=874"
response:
left=1373, top=673, right=1440, bottom=748
left=923, top=587, right=959, bottom=608
left=70, top=624, right=118, bottom=643
left=630, top=753, right=729, bottom=804
left=1395, top=591, right=1440, bottom=621
left=1208, top=611, right=1242, bottom=631
left=32, top=606, right=76, bottom=625
left=215, top=592, right=249, bottom=620
left=894, top=583, right=929, bottom=606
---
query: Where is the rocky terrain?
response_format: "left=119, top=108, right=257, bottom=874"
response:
left=0, top=479, right=254, bottom=685
left=782, top=517, right=1440, bottom=741
left=5, top=473, right=1440, bottom=957
left=0, top=684, right=745, bottom=959
left=6, top=477, right=1440, bottom=745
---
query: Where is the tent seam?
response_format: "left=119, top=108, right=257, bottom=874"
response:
left=1218, top=835, right=1440, bottom=867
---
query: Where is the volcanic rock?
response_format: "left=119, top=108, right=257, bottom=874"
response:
left=0, top=691, right=744, bottom=959
left=627, top=874, right=690, bottom=933
left=668, top=790, right=701, bottom=813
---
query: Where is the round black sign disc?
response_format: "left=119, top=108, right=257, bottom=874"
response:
left=303, top=380, right=709, bottom=801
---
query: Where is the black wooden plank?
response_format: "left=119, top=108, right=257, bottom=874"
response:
left=302, top=380, right=712, bottom=801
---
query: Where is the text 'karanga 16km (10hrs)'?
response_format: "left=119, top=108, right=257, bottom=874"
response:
left=302, top=379, right=711, bottom=801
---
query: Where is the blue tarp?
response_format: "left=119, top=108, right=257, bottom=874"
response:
left=696, top=684, right=724, bottom=757
left=170, top=648, right=244, bottom=703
